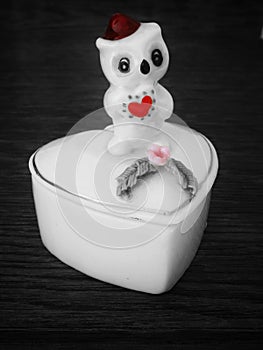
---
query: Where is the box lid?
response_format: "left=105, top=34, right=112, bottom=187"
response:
left=31, top=121, right=217, bottom=225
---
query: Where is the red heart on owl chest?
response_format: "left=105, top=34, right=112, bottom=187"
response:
left=128, top=95, right=153, bottom=118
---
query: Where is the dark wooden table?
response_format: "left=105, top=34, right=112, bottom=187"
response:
left=1, top=0, right=263, bottom=348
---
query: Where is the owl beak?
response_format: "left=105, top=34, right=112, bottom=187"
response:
left=140, top=59, right=150, bottom=75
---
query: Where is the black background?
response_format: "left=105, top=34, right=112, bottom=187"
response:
left=1, top=0, right=263, bottom=348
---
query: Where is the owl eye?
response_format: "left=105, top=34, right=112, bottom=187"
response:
left=151, top=49, right=163, bottom=67
left=118, top=57, right=130, bottom=73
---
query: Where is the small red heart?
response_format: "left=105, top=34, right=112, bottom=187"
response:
left=128, top=95, right=153, bottom=118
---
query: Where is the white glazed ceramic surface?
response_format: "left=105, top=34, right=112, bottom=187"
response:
left=29, top=122, right=218, bottom=294
left=96, top=22, right=173, bottom=155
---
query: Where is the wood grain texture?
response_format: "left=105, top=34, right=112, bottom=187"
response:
left=1, top=0, right=263, bottom=348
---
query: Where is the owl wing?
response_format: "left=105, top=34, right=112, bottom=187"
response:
left=103, top=87, right=126, bottom=123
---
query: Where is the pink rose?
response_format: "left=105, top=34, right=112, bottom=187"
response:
left=147, top=144, right=170, bottom=166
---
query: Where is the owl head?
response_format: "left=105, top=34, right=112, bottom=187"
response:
left=96, top=14, right=170, bottom=88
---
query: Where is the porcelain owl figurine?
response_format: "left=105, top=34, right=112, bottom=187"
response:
left=96, top=13, right=174, bottom=155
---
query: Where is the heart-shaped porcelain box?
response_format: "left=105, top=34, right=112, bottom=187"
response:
left=29, top=14, right=218, bottom=294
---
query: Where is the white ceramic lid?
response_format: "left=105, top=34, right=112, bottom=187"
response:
left=32, top=122, right=217, bottom=224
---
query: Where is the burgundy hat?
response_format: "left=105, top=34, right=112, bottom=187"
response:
left=102, top=13, right=140, bottom=40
